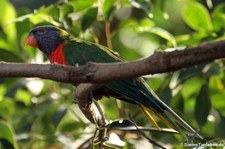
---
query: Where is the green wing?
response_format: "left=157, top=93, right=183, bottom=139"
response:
left=63, top=40, right=164, bottom=111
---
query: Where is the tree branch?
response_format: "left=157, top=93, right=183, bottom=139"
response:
left=0, top=40, right=224, bottom=84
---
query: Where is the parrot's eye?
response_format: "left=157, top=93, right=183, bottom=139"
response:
left=37, top=28, right=46, bottom=34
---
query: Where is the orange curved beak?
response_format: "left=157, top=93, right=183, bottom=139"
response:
left=25, top=35, right=38, bottom=48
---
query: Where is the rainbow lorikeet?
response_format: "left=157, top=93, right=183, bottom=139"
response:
left=25, top=26, right=202, bottom=140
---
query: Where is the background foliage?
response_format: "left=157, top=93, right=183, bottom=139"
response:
left=0, top=0, right=225, bottom=148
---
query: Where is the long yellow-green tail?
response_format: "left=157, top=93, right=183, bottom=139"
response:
left=139, top=96, right=203, bottom=140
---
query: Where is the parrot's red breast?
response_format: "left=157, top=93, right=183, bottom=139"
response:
left=47, top=43, right=68, bottom=65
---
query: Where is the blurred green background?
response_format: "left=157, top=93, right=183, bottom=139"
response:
left=0, top=0, right=225, bottom=148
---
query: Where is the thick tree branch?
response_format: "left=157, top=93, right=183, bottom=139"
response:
left=0, top=40, right=225, bottom=84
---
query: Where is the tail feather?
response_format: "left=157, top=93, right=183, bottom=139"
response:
left=141, top=99, right=203, bottom=140
left=140, top=103, right=187, bottom=136
left=154, top=97, right=203, bottom=139
left=139, top=104, right=161, bottom=129
left=155, top=111, right=187, bottom=137
left=140, top=102, right=203, bottom=140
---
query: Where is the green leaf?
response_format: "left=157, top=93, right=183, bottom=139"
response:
left=182, top=2, right=213, bottom=32
left=158, top=86, right=172, bottom=105
left=215, top=114, right=225, bottom=138
left=59, top=4, right=73, bottom=26
left=212, top=4, right=225, bottom=32
left=100, top=98, right=119, bottom=120
left=103, top=0, right=116, bottom=21
left=0, top=99, right=15, bottom=120
left=15, top=89, right=32, bottom=106
left=0, top=48, right=23, bottom=62
left=181, top=77, right=203, bottom=102
left=171, top=93, right=184, bottom=112
left=81, top=7, right=98, bottom=31
left=203, top=63, right=220, bottom=78
left=194, top=84, right=211, bottom=127
left=141, top=27, right=177, bottom=47
left=0, top=121, right=18, bottom=149
left=48, top=4, right=60, bottom=21
left=177, top=63, right=206, bottom=85
left=213, top=3, right=225, bottom=14
left=70, top=0, right=96, bottom=12
left=29, top=6, right=61, bottom=26
left=130, top=0, right=152, bottom=18
left=0, top=0, right=17, bottom=41
left=209, top=76, right=225, bottom=114
left=51, top=105, right=67, bottom=128
left=15, top=10, right=31, bottom=41
left=212, top=14, right=225, bottom=32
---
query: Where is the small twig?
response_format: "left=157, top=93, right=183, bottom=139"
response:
left=105, top=21, right=112, bottom=49
left=128, top=114, right=166, bottom=149
left=109, top=126, right=178, bottom=134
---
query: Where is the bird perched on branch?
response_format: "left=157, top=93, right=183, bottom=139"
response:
left=25, top=26, right=202, bottom=140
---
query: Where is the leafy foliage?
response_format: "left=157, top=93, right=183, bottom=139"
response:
left=0, top=0, right=225, bottom=148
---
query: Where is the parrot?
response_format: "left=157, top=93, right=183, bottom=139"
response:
left=25, top=26, right=203, bottom=140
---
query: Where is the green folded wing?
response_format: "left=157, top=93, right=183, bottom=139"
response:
left=63, top=40, right=164, bottom=112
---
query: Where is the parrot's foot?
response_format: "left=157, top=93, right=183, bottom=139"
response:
left=80, top=98, right=93, bottom=110
left=73, top=88, right=93, bottom=104
left=80, top=91, right=94, bottom=110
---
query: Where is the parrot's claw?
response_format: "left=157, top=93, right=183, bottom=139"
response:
left=81, top=99, right=93, bottom=110
left=81, top=91, right=94, bottom=109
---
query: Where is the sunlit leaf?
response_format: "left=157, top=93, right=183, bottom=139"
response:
left=181, top=77, right=203, bottom=101
left=213, top=3, right=225, bottom=14
left=103, top=0, right=116, bottom=21
left=138, top=27, right=177, bottom=47
left=0, top=0, right=17, bottom=41
left=212, top=4, right=225, bottom=32
left=15, top=89, right=32, bottom=106
left=0, top=99, right=15, bottom=120
left=136, top=19, right=155, bottom=31
left=70, top=0, right=96, bottom=12
left=209, top=76, right=225, bottom=114
left=182, top=2, right=213, bottom=32
left=29, top=6, right=61, bottom=26
left=212, top=14, right=225, bottom=32
left=0, top=121, right=18, bottom=149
